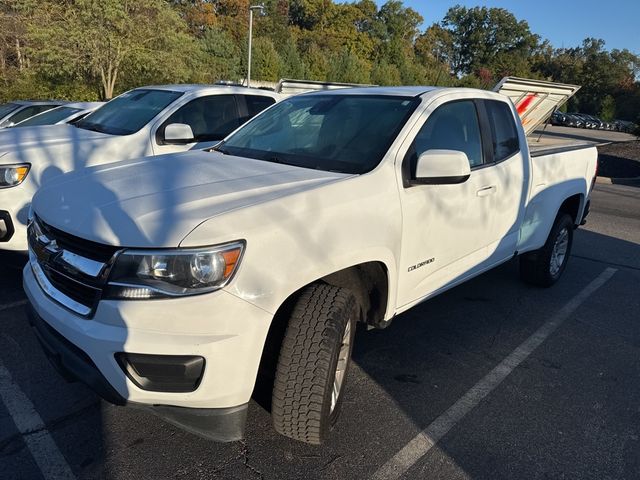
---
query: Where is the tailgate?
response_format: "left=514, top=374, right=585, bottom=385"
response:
left=494, top=77, right=580, bottom=136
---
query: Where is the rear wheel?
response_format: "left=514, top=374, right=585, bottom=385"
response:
left=271, top=283, right=357, bottom=444
left=520, top=213, right=574, bottom=287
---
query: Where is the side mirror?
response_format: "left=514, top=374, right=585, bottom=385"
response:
left=412, top=149, right=471, bottom=185
left=164, top=123, right=195, bottom=144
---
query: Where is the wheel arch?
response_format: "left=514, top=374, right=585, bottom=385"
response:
left=558, top=193, right=585, bottom=226
left=252, top=261, right=392, bottom=413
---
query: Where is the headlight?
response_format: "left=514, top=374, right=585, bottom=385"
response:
left=104, top=241, right=245, bottom=300
left=0, top=164, right=30, bottom=188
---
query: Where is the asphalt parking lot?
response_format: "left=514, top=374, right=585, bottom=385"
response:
left=532, top=125, right=637, bottom=146
left=1, top=187, right=639, bottom=479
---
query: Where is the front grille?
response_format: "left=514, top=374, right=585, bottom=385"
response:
left=37, top=217, right=119, bottom=263
left=43, top=266, right=102, bottom=308
left=29, top=216, right=118, bottom=317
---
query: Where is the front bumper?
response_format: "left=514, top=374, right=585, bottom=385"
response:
left=23, top=263, right=274, bottom=441
left=0, top=184, right=31, bottom=251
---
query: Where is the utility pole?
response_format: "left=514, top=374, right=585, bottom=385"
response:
left=247, top=5, right=265, bottom=88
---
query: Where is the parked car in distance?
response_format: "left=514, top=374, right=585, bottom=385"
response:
left=550, top=110, right=567, bottom=126
left=11, top=102, right=104, bottom=128
left=564, top=113, right=583, bottom=128
left=613, top=120, right=635, bottom=133
left=24, top=82, right=598, bottom=445
left=0, top=85, right=282, bottom=252
left=0, top=100, right=67, bottom=129
left=586, top=115, right=603, bottom=129
left=576, top=114, right=596, bottom=129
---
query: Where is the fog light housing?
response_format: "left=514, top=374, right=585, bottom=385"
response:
left=0, top=211, right=15, bottom=242
left=115, top=353, right=205, bottom=393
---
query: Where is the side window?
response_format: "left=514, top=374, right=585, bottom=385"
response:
left=244, top=95, right=276, bottom=120
left=485, top=100, right=519, bottom=161
left=408, top=100, right=483, bottom=174
left=8, top=105, right=55, bottom=125
left=161, top=95, right=239, bottom=143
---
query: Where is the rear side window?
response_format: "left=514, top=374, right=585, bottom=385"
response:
left=409, top=100, right=484, bottom=170
left=6, top=105, right=56, bottom=126
left=485, top=100, right=519, bottom=161
left=0, top=103, right=20, bottom=120
left=245, top=95, right=276, bottom=118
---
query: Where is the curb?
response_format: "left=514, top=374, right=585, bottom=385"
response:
left=596, top=176, right=640, bottom=186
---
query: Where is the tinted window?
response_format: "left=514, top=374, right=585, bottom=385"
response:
left=14, top=107, right=82, bottom=127
left=76, top=89, right=182, bottom=135
left=410, top=100, right=483, bottom=170
left=219, top=94, right=419, bottom=174
left=162, top=95, right=240, bottom=142
left=245, top=95, right=276, bottom=118
left=485, top=100, right=519, bottom=161
left=0, top=103, right=20, bottom=120
left=7, top=105, right=56, bottom=125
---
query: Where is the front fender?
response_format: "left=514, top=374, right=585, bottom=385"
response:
left=181, top=166, right=403, bottom=319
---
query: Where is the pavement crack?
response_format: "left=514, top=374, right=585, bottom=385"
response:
left=239, top=440, right=264, bottom=479
left=571, top=254, right=640, bottom=272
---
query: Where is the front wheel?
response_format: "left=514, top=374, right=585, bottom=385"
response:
left=271, top=283, right=357, bottom=444
left=520, top=213, right=574, bottom=287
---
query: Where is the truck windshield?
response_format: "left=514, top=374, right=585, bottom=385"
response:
left=218, top=94, right=419, bottom=174
left=0, top=103, right=20, bottom=119
left=75, top=89, right=182, bottom=135
left=13, top=106, right=82, bottom=127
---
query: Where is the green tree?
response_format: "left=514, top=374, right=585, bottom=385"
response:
left=328, top=48, right=371, bottom=84
left=441, top=6, right=540, bottom=80
left=251, top=37, right=282, bottom=81
left=278, top=36, right=306, bottom=79
left=599, top=95, right=616, bottom=121
left=370, top=60, right=401, bottom=86
left=28, top=0, right=196, bottom=99
left=198, top=27, right=243, bottom=82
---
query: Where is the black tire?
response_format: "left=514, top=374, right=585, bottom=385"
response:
left=271, top=283, right=357, bottom=444
left=520, top=213, right=574, bottom=287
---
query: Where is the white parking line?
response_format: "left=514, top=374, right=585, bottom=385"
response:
left=0, top=361, right=75, bottom=480
left=373, top=267, right=617, bottom=480
left=0, top=299, right=28, bottom=313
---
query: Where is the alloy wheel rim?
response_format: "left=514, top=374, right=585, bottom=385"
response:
left=331, top=319, right=351, bottom=414
left=550, top=227, right=569, bottom=276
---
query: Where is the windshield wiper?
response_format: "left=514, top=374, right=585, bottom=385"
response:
left=262, top=155, right=299, bottom=167
left=76, top=122, right=106, bottom=133
left=212, top=143, right=230, bottom=155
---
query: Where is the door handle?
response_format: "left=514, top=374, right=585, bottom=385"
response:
left=476, top=185, right=496, bottom=197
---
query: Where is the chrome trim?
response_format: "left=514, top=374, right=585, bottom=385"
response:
left=59, top=250, right=105, bottom=278
left=106, top=281, right=222, bottom=298
left=29, top=252, right=92, bottom=316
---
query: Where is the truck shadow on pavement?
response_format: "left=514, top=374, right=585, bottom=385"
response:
left=1, top=226, right=639, bottom=479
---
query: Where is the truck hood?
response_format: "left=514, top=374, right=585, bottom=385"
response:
left=0, top=124, right=108, bottom=157
left=33, top=151, right=350, bottom=248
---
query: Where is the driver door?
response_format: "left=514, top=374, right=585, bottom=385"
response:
left=396, top=98, right=497, bottom=308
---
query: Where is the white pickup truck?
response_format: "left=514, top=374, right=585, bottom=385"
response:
left=24, top=82, right=597, bottom=445
left=0, top=85, right=280, bottom=251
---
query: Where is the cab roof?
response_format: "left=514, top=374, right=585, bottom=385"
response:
left=303, top=86, right=439, bottom=97
left=137, top=84, right=279, bottom=96
left=12, top=100, right=68, bottom=106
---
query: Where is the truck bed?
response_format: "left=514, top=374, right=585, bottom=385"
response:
left=527, top=139, right=595, bottom=157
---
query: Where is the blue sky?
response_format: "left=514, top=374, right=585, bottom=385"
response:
left=376, top=0, right=640, bottom=53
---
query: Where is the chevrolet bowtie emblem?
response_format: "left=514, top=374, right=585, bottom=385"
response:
left=44, top=239, right=61, bottom=254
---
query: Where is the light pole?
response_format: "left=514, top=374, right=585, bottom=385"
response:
left=247, top=4, right=265, bottom=88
